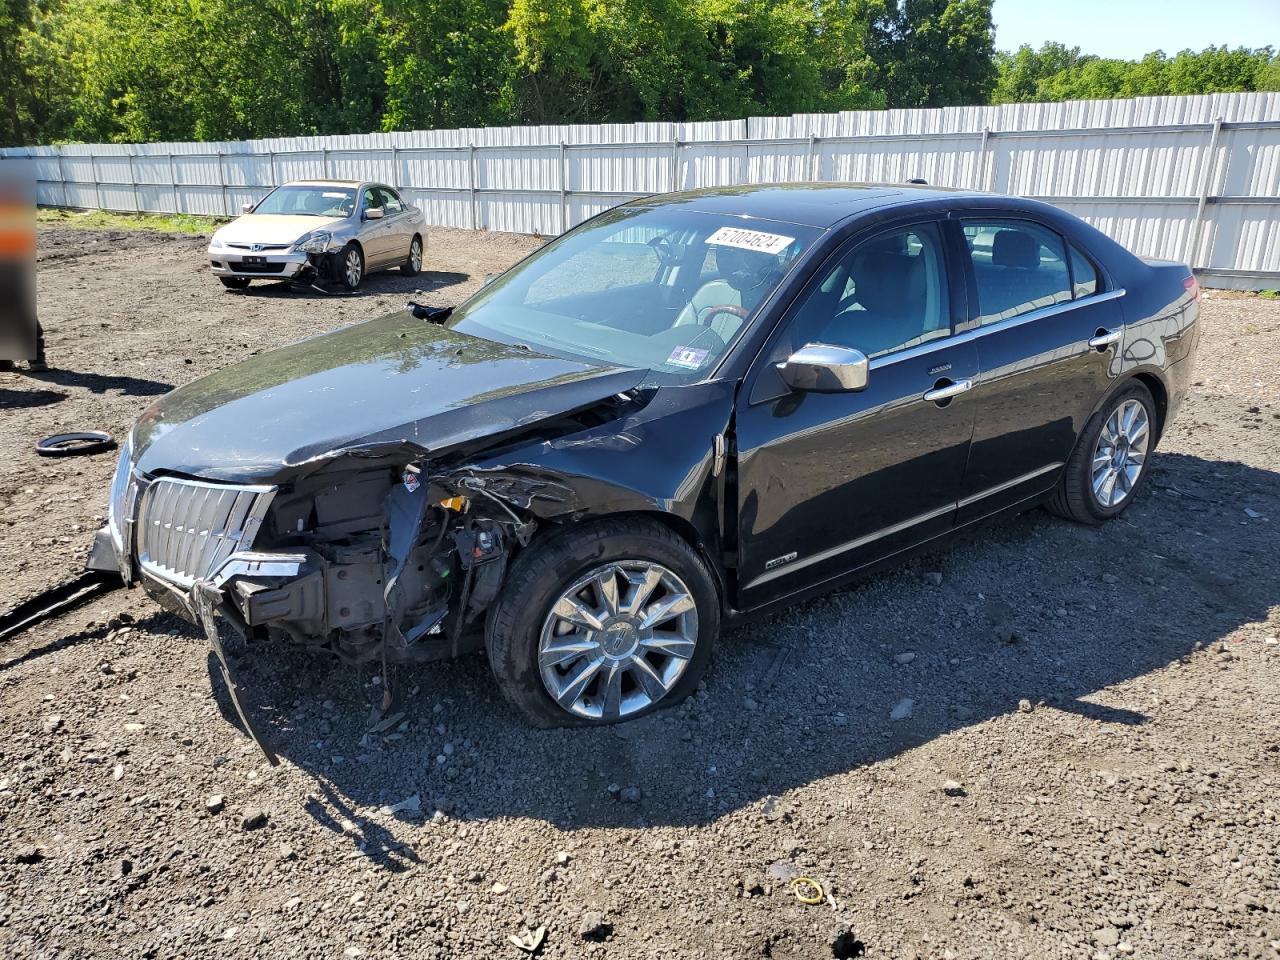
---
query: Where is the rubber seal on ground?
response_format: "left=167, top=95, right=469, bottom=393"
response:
left=791, top=877, right=825, bottom=904
left=35, top=431, right=116, bottom=458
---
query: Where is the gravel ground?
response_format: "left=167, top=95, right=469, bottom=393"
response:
left=1, top=226, right=1278, bottom=960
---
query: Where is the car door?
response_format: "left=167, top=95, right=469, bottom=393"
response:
left=735, top=220, right=978, bottom=609
left=357, top=185, right=391, bottom=267
left=951, top=217, right=1127, bottom=524
left=376, top=186, right=412, bottom=263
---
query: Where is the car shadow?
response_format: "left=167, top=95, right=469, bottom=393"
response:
left=0, top=387, right=68, bottom=411
left=230, top=270, right=470, bottom=301
left=206, top=450, right=1279, bottom=862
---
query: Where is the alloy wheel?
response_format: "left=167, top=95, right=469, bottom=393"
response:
left=344, top=248, right=362, bottom=288
left=1091, top=398, right=1150, bottom=508
left=410, top=238, right=422, bottom=271
left=537, top=560, right=698, bottom=720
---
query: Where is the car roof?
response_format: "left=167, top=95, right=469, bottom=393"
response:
left=629, top=181, right=991, bottom=229
left=283, top=179, right=367, bottom=188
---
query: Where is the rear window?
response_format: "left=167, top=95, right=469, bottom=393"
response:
left=962, top=220, right=1071, bottom=325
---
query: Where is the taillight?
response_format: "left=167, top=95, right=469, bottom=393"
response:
left=1183, top=274, right=1201, bottom=302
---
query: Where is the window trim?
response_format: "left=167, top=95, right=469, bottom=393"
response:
left=871, top=287, right=1127, bottom=372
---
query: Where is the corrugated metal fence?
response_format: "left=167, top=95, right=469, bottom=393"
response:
left=7, top=93, right=1280, bottom=288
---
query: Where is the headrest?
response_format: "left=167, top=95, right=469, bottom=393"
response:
left=992, top=230, right=1039, bottom=270
left=853, top=251, right=923, bottom=316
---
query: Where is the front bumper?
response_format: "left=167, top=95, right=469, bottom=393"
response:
left=207, top=246, right=312, bottom=280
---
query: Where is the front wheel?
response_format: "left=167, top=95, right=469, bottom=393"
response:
left=219, top=276, right=250, bottom=290
left=486, top=518, right=719, bottom=727
left=337, top=243, right=364, bottom=291
left=1049, top=381, right=1157, bottom=524
left=401, top=236, right=422, bottom=276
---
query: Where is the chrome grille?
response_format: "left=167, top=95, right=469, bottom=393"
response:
left=136, top=477, right=276, bottom=588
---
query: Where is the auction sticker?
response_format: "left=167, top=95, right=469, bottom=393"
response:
left=667, top=346, right=710, bottom=370
left=706, top=226, right=794, bottom=255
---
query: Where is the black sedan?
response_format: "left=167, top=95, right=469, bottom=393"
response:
left=90, top=183, right=1200, bottom=740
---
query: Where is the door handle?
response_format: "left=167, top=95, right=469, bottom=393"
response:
left=923, top=378, right=972, bottom=402
left=1088, top=329, right=1123, bottom=349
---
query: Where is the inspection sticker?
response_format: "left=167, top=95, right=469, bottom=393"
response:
left=667, top=346, right=710, bottom=370
left=706, top=226, right=795, bottom=256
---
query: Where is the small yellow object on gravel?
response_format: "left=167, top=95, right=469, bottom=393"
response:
left=791, top=877, right=824, bottom=904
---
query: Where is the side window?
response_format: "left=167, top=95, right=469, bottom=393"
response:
left=962, top=220, right=1071, bottom=324
left=362, top=187, right=380, bottom=214
left=1069, top=244, right=1098, bottom=298
left=786, top=223, right=950, bottom=360
left=378, top=187, right=404, bottom=214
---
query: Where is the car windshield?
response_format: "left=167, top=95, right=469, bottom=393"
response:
left=446, top=204, right=822, bottom=383
left=253, top=185, right=356, bottom=217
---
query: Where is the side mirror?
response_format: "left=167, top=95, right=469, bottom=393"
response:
left=365, top=206, right=385, bottom=220
left=241, top=202, right=255, bottom=214
left=776, top=343, right=869, bottom=393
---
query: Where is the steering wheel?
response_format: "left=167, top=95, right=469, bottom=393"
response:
left=696, top=303, right=749, bottom=326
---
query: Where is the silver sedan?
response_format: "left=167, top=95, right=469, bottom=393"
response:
left=207, top=180, right=427, bottom=291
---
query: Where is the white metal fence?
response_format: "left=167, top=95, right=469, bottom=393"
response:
left=7, top=92, right=1280, bottom=288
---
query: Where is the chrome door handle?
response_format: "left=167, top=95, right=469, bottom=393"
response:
left=923, top=378, right=972, bottom=402
left=1088, top=329, right=1123, bottom=349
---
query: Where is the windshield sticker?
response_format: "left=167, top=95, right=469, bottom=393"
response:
left=322, top=192, right=349, bottom=198
left=667, top=346, right=710, bottom=370
left=706, top=226, right=795, bottom=256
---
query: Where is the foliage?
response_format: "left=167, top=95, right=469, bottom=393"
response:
left=2, top=0, right=1277, bottom=147
left=36, top=207, right=227, bottom=233
left=993, top=44, right=1280, bottom=104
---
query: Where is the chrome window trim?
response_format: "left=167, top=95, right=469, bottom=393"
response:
left=868, top=288, right=1126, bottom=371
left=957, top=461, right=1063, bottom=509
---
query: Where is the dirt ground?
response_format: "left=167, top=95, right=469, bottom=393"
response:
left=1, top=225, right=1278, bottom=960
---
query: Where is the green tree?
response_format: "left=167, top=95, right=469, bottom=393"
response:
left=868, top=0, right=997, bottom=108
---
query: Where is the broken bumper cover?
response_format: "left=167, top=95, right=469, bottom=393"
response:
left=207, top=245, right=313, bottom=280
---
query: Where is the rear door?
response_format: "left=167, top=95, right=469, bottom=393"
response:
left=735, top=220, right=978, bottom=608
left=951, top=217, right=1126, bottom=523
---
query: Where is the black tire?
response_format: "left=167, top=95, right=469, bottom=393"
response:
left=219, top=277, right=250, bottom=290
left=338, top=242, right=364, bottom=291
left=1048, top=380, right=1157, bottom=524
left=486, top=517, right=720, bottom=728
left=401, top=235, right=422, bottom=276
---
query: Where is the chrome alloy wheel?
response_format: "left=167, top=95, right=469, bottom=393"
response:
left=538, top=561, right=698, bottom=720
left=409, top=237, right=422, bottom=271
left=344, top=248, right=363, bottom=287
left=1092, top=398, right=1150, bottom=508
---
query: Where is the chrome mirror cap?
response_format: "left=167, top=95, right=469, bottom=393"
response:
left=777, top=342, right=870, bottom=393
left=364, top=207, right=385, bottom=220
left=240, top=202, right=255, bottom=214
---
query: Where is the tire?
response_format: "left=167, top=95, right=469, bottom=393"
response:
left=1048, top=380, right=1157, bottom=524
left=338, top=243, right=364, bottom=291
left=401, top=235, right=422, bottom=276
left=486, top=517, right=720, bottom=728
left=219, top=277, right=250, bottom=290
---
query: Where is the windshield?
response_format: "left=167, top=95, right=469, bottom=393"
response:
left=446, top=205, right=822, bottom=383
left=252, top=185, right=356, bottom=218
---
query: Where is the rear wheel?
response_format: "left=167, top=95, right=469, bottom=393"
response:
left=486, top=518, right=719, bottom=727
left=1049, top=381, right=1157, bottom=524
left=401, top=236, right=422, bottom=276
left=219, top=277, right=250, bottom=290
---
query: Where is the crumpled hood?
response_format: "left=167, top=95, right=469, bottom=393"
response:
left=130, top=311, right=644, bottom=482
left=212, top=214, right=345, bottom=247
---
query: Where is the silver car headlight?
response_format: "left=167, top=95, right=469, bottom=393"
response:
left=106, top=434, right=138, bottom=569
left=209, top=232, right=226, bottom=250
left=295, top=231, right=334, bottom=254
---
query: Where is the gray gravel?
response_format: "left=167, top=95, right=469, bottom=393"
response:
left=1, top=230, right=1278, bottom=958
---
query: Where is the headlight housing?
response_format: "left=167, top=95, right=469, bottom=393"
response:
left=209, top=232, right=226, bottom=250
left=295, top=231, right=334, bottom=254
left=106, top=434, right=137, bottom=578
